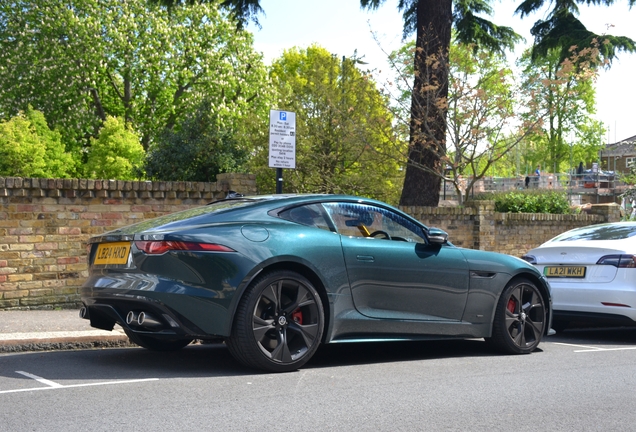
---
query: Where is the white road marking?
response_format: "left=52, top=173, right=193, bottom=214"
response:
left=554, top=343, right=603, bottom=350
left=15, top=371, right=63, bottom=388
left=0, top=372, right=158, bottom=395
left=554, top=342, right=636, bottom=352
left=574, top=347, right=636, bottom=352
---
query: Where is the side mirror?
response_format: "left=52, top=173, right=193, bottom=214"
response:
left=427, top=227, right=448, bottom=245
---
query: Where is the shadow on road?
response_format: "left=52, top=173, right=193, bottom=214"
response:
left=6, top=326, right=633, bottom=382
left=308, top=338, right=495, bottom=368
left=0, top=338, right=504, bottom=381
left=546, top=325, right=636, bottom=346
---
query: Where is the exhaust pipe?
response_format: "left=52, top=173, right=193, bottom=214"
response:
left=126, top=311, right=139, bottom=326
left=137, top=311, right=162, bottom=328
left=79, top=307, right=89, bottom=320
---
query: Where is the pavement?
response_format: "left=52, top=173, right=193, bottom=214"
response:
left=0, top=309, right=133, bottom=353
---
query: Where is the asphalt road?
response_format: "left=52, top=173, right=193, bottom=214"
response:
left=2, top=328, right=636, bottom=431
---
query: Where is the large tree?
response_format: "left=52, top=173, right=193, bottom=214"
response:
left=145, top=98, right=250, bottom=182
left=519, top=45, right=606, bottom=175
left=0, top=108, right=75, bottom=178
left=156, top=0, right=635, bottom=206
left=517, top=0, right=636, bottom=63
left=84, top=116, right=146, bottom=180
left=362, top=0, right=522, bottom=206
left=0, top=0, right=270, bottom=157
left=250, top=45, right=404, bottom=204
left=388, top=38, right=547, bottom=204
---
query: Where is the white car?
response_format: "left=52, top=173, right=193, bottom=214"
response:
left=522, top=222, right=636, bottom=330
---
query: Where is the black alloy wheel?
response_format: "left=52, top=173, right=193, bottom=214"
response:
left=227, top=270, right=324, bottom=372
left=488, top=278, right=546, bottom=354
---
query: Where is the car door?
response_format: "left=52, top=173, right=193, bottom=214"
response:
left=323, top=202, right=470, bottom=321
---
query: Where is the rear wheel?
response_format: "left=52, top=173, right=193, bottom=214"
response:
left=487, top=278, right=546, bottom=354
left=226, top=270, right=324, bottom=372
left=124, top=329, right=192, bottom=351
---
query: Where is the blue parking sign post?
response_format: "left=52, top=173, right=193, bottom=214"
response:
left=269, top=110, right=296, bottom=194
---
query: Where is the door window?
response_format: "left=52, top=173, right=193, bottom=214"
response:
left=323, top=202, right=426, bottom=243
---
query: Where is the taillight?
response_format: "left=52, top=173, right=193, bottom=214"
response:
left=134, top=241, right=235, bottom=255
left=596, top=254, right=636, bottom=268
left=521, top=255, right=537, bottom=264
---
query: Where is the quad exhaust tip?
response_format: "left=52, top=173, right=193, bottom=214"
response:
left=79, top=307, right=89, bottom=320
left=138, top=311, right=162, bottom=327
left=126, top=310, right=162, bottom=328
left=125, top=310, right=138, bottom=325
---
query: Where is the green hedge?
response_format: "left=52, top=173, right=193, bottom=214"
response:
left=472, top=190, right=572, bottom=214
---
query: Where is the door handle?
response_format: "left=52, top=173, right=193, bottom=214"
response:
left=356, top=255, right=374, bottom=262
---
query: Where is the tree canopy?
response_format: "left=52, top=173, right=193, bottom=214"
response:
left=0, top=108, right=75, bottom=178
left=249, top=45, right=404, bottom=204
left=0, top=0, right=270, bottom=157
left=516, top=0, right=636, bottom=63
left=186, top=0, right=635, bottom=205
left=84, top=116, right=146, bottom=180
left=2, top=0, right=633, bottom=195
left=145, top=99, right=250, bottom=182
left=518, top=44, right=605, bottom=175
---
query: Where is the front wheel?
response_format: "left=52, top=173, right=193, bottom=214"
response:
left=226, top=270, right=325, bottom=372
left=487, top=278, right=546, bottom=354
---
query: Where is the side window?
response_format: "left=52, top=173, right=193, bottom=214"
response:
left=279, top=204, right=331, bottom=231
left=323, top=202, right=426, bottom=243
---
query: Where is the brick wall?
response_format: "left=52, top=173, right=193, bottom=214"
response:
left=0, top=178, right=620, bottom=309
left=401, top=201, right=617, bottom=254
left=0, top=174, right=256, bottom=309
left=400, top=204, right=477, bottom=248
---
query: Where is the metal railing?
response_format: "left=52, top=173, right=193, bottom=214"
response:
left=441, top=171, right=626, bottom=203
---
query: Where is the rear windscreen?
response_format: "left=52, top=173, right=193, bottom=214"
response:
left=110, top=199, right=260, bottom=234
left=551, top=224, right=636, bottom=242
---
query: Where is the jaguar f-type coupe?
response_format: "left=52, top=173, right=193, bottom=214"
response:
left=81, top=194, right=552, bottom=372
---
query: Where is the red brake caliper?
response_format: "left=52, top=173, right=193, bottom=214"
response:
left=507, top=298, right=517, bottom=314
left=292, top=309, right=303, bottom=325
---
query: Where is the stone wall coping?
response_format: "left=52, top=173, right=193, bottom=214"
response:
left=0, top=177, right=225, bottom=192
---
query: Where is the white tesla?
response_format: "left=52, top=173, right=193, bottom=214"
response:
left=522, top=222, right=636, bottom=330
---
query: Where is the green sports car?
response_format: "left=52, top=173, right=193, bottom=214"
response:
left=81, top=194, right=552, bottom=372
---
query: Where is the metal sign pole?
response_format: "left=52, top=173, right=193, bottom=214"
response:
left=276, top=168, right=283, bottom=194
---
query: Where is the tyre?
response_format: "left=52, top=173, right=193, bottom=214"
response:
left=226, top=270, right=325, bottom=372
left=124, top=329, right=193, bottom=351
left=487, top=278, right=546, bottom=354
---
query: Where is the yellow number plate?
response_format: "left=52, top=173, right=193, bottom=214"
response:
left=94, top=242, right=131, bottom=265
left=544, top=266, right=586, bottom=278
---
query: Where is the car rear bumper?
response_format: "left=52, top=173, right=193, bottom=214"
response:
left=80, top=275, right=235, bottom=339
left=553, top=310, right=636, bottom=327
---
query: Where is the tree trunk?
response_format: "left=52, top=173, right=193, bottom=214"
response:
left=399, top=0, right=452, bottom=207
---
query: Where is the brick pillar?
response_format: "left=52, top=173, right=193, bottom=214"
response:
left=587, top=203, right=621, bottom=223
left=216, top=173, right=257, bottom=196
left=466, top=200, right=496, bottom=251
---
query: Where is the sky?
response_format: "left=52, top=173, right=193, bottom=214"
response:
left=247, top=0, right=636, bottom=144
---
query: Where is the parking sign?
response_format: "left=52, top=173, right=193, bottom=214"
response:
left=269, top=110, right=296, bottom=169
